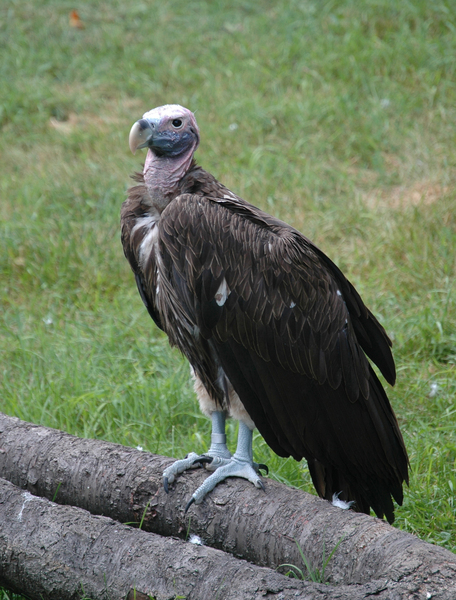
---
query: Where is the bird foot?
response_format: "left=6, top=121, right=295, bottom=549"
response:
left=163, top=452, right=232, bottom=493
left=163, top=452, right=201, bottom=493
left=185, top=456, right=266, bottom=512
left=193, top=454, right=267, bottom=473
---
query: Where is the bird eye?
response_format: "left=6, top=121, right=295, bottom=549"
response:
left=172, top=118, right=183, bottom=128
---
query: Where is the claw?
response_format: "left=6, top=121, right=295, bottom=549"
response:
left=258, top=463, right=269, bottom=475
left=163, top=477, right=169, bottom=494
left=185, top=497, right=195, bottom=514
left=258, top=479, right=266, bottom=492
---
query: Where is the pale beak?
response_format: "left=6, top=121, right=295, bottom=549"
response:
left=129, top=119, right=154, bottom=154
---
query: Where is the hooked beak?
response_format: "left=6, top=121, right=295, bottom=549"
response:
left=129, top=119, right=155, bottom=154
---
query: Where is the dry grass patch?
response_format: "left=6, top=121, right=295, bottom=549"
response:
left=47, top=96, right=144, bottom=134
left=363, top=180, right=449, bottom=210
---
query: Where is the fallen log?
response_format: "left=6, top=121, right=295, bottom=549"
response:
left=0, top=476, right=337, bottom=600
left=0, top=412, right=456, bottom=599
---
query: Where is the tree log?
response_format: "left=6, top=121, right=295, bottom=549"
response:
left=0, top=476, right=338, bottom=600
left=1, top=412, right=456, bottom=599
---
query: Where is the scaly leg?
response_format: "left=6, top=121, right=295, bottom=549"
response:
left=162, top=410, right=231, bottom=492
left=185, top=421, right=267, bottom=512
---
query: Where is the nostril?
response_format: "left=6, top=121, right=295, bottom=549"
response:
left=138, top=118, right=153, bottom=130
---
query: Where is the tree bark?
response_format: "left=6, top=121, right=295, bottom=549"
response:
left=0, top=412, right=455, bottom=599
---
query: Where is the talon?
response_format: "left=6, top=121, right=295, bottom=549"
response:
left=185, top=497, right=196, bottom=514
left=258, top=479, right=266, bottom=492
left=163, top=477, right=169, bottom=494
left=258, top=463, right=269, bottom=475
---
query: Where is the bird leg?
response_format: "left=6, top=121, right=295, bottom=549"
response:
left=162, top=410, right=231, bottom=493
left=185, top=421, right=266, bottom=512
left=201, top=409, right=233, bottom=462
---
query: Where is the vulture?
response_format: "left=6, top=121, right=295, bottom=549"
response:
left=121, top=104, right=409, bottom=523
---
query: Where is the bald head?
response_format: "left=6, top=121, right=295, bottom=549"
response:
left=129, top=104, right=200, bottom=156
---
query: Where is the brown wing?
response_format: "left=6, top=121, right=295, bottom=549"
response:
left=157, top=192, right=408, bottom=522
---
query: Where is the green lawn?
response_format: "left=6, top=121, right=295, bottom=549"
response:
left=1, top=1, right=455, bottom=591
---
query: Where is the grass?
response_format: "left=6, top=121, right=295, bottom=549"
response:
left=279, top=535, right=346, bottom=584
left=1, top=0, right=456, bottom=595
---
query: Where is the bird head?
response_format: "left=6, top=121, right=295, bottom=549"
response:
left=129, top=104, right=200, bottom=158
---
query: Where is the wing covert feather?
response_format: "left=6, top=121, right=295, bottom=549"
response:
left=159, top=193, right=364, bottom=396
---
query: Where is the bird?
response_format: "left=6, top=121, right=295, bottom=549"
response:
left=121, top=104, right=409, bottom=523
